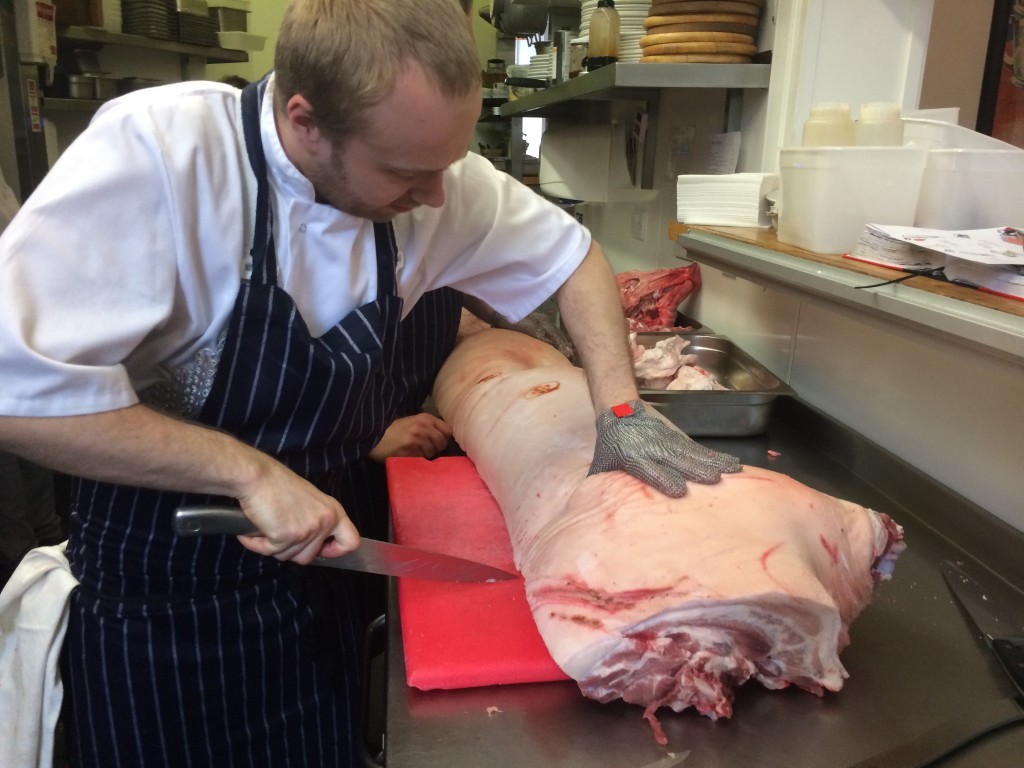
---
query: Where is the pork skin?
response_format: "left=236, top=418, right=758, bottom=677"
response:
left=433, top=327, right=905, bottom=729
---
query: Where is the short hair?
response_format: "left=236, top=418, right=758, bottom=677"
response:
left=274, top=0, right=481, bottom=144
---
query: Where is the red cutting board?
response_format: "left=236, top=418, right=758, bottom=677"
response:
left=386, top=456, right=568, bottom=690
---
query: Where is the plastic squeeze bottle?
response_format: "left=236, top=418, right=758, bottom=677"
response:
left=855, top=102, right=904, bottom=146
left=801, top=102, right=855, bottom=146
left=588, top=0, right=620, bottom=71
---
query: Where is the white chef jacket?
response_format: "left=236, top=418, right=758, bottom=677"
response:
left=0, top=77, right=590, bottom=418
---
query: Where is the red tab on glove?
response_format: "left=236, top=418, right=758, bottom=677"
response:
left=611, top=402, right=635, bottom=418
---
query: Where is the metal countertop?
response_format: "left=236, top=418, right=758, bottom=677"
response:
left=382, top=398, right=1024, bottom=767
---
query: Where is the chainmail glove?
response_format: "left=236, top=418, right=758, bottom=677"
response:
left=588, top=400, right=741, bottom=497
left=493, top=311, right=578, bottom=364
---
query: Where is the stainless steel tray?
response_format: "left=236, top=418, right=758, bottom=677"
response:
left=635, top=332, right=795, bottom=436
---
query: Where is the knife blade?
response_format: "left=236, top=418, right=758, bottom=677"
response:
left=173, top=505, right=518, bottom=583
left=940, top=559, right=1024, bottom=695
left=847, top=561, right=1024, bottom=768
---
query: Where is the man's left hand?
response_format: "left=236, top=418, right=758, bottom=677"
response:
left=588, top=400, right=741, bottom=497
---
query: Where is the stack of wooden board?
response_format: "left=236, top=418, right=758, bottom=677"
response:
left=639, top=0, right=762, bottom=63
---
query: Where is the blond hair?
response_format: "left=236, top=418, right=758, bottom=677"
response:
left=274, top=0, right=481, bottom=144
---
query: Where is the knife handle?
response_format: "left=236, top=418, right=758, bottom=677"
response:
left=173, top=505, right=260, bottom=536
left=992, top=638, right=1024, bottom=694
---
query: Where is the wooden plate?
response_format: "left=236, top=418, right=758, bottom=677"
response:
left=640, top=53, right=753, bottom=63
left=650, top=0, right=763, bottom=7
left=644, top=13, right=760, bottom=28
left=646, top=1, right=762, bottom=16
left=640, top=31, right=754, bottom=46
left=642, top=20, right=759, bottom=34
left=640, top=41, right=757, bottom=55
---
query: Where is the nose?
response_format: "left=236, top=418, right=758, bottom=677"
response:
left=410, top=171, right=446, bottom=208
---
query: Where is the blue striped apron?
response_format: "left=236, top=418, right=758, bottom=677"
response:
left=61, top=77, right=458, bottom=767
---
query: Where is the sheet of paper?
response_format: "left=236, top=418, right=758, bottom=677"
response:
left=702, top=132, right=742, bottom=174
left=867, top=224, right=1024, bottom=266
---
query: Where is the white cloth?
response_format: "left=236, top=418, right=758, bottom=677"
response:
left=0, top=77, right=591, bottom=417
left=0, top=543, right=77, bottom=768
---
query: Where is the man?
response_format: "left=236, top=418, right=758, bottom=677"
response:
left=0, top=0, right=738, bottom=764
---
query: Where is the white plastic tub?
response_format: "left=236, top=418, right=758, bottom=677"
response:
left=902, top=118, right=1016, bottom=150
left=901, top=118, right=1024, bottom=229
left=915, top=149, right=1024, bottom=229
left=777, top=147, right=928, bottom=254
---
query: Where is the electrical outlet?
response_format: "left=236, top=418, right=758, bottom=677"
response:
left=630, top=208, right=647, bottom=241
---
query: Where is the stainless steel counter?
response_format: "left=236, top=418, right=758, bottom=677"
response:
left=382, top=398, right=1024, bottom=767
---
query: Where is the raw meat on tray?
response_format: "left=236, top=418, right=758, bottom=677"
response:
left=432, top=326, right=905, bottom=743
left=616, top=264, right=701, bottom=332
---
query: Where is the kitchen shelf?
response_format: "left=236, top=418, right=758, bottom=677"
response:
left=44, top=97, right=105, bottom=112
left=500, top=62, right=771, bottom=118
left=58, top=25, right=248, bottom=64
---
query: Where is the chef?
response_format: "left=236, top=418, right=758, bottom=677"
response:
left=0, top=0, right=739, bottom=765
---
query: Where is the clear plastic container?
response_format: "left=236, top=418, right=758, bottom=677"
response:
left=777, top=146, right=928, bottom=254
left=801, top=102, right=855, bottom=147
left=587, top=0, right=620, bottom=70
left=855, top=102, right=904, bottom=146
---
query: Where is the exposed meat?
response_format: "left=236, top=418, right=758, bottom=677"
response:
left=433, top=328, right=905, bottom=737
left=616, top=265, right=701, bottom=332
left=631, top=333, right=725, bottom=391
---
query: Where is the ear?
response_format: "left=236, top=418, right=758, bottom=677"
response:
left=283, top=93, right=326, bottom=152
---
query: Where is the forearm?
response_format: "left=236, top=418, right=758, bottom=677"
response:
left=0, top=404, right=270, bottom=499
left=556, top=242, right=639, bottom=411
left=0, top=404, right=360, bottom=562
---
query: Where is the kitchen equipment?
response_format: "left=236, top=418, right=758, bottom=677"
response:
left=801, top=102, right=855, bottom=146
left=387, top=456, right=566, bottom=690
left=848, top=560, right=1024, bottom=768
left=66, top=73, right=94, bottom=99
left=855, top=101, right=904, bottom=146
left=635, top=333, right=795, bottom=436
left=172, top=505, right=518, bottom=583
left=777, top=146, right=928, bottom=254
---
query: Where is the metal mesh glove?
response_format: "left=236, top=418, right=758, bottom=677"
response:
left=493, top=311, right=578, bottom=364
left=588, top=401, right=741, bottom=497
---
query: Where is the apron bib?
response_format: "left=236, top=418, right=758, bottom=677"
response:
left=61, top=77, right=457, bottom=768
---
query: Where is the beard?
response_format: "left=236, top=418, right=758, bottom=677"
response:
left=304, top=145, right=404, bottom=223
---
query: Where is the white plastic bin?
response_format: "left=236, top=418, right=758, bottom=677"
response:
left=915, top=150, right=1024, bottom=229
left=902, top=118, right=1016, bottom=150
left=777, top=147, right=928, bottom=254
left=902, top=117, right=1024, bottom=229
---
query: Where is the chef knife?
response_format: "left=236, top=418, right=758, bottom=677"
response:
left=847, top=560, right=1024, bottom=768
left=173, top=505, right=518, bottom=583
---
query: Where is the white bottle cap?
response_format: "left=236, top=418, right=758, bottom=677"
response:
left=859, top=102, right=901, bottom=121
left=808, top=102, right=852, bottom=118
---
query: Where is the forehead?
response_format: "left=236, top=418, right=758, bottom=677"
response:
left=354, top=64, right=481, bottom=170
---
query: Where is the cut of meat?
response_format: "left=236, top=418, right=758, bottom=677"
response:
left=616, top=264, right=701, bottom=332
left=433, top=327, right=905, bottom=738
left=631, top=332, right=724, bottom=390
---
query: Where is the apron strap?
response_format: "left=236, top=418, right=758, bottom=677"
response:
left=240, top=77, right=276, bottom=285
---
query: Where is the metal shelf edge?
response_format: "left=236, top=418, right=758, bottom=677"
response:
left=58, top=25, right=249, bottom=64
left=500, top=62, right=770, bottom=117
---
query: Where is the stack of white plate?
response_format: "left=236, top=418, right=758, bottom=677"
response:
left=528, top=52, right=556, bottom=80
left=579, top=0, right=652, bottom=64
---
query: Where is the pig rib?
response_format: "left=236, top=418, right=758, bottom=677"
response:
left=433, top=327, right=905, bottom=733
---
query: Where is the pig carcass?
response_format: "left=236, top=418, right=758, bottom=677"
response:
left=433, top=327, right=905, bottom=740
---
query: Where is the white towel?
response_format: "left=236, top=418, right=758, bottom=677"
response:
left=676, top=173, right=779, bottom=228
left=0, top=543, right=78, bottom=768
